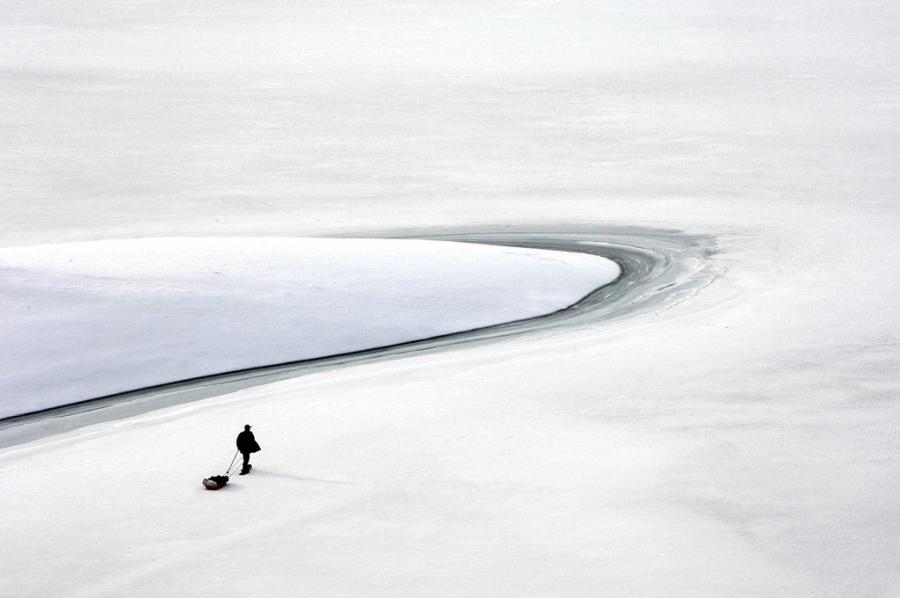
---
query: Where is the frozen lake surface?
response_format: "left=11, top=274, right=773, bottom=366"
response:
left=0, top=236, right=618, bottom=417
left=1, top=1, right=898, bottom=596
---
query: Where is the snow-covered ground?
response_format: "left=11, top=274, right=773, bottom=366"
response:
left=0, top=237, right=618, bottom=417
left=1, top=0, right=899, bottom=596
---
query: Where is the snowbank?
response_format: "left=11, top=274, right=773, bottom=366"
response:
left=0, top=237, right=619, bottom=418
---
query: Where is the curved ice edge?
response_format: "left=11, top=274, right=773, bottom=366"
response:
left=0, top=225, right=721, bottom=448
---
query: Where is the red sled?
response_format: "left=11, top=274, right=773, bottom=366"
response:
left=203, top=475, right=229, bottom=490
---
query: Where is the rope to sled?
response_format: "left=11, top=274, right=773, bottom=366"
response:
left=225, top=449, right=240, bottom=476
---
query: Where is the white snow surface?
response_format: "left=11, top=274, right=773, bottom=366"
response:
left=1, top=0, right=900, bottom=597
left=0, top=237, right=618, bottom=418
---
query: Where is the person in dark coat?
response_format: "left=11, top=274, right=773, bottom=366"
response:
left=236, top=424, right=261, bottom=475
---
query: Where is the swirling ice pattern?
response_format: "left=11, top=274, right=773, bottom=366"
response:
left=0, top=226, right=721, bottom=448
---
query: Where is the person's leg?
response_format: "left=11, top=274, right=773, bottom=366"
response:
left=241, top=451, right=250, bottom=473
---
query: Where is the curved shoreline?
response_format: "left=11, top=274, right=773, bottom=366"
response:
left=0, top=225, right=720, bottom=448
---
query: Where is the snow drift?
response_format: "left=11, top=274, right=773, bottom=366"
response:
left=0, top=237, right=619, bottom=418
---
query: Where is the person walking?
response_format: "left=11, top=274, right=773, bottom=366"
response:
left=236, top=424, right=261, bottom=475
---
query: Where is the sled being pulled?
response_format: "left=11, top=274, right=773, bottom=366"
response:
left=203, top=475, right=229, bottom=490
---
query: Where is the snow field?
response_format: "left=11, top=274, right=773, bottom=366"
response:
left=0, top=237, right=619, bottom=418
left=1, top=0, right=899, bottom=595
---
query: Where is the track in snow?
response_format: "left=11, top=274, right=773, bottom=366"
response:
left=0, top=226, right=720, bottom=448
